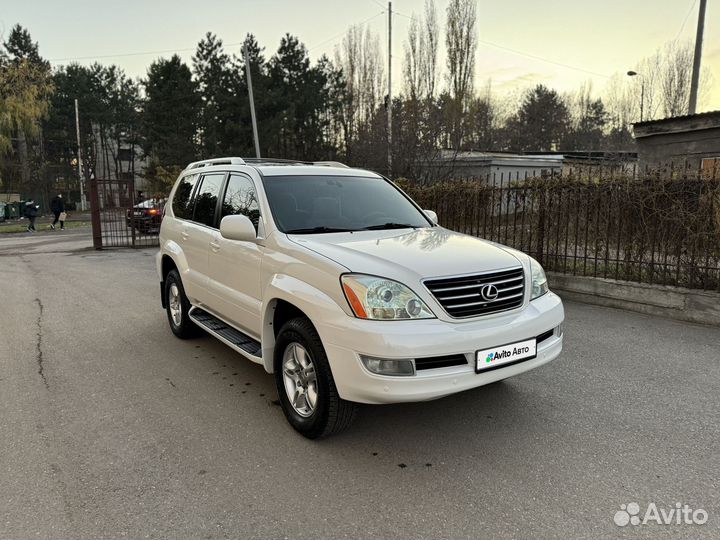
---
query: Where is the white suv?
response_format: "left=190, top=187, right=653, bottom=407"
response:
left=157, top=157, right=564, bottom=438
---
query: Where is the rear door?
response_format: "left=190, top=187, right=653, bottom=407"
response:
left=206, top=172, right=263, bottom=337
left=183, top=171, right=227, bottom=307
left=167, top=173, right=202, bottom=301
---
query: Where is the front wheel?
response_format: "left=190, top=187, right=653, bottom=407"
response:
left=274, top=317, right=357, bottom=439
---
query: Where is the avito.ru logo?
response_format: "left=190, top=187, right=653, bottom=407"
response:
left=614, top=502, right=708, bottom=527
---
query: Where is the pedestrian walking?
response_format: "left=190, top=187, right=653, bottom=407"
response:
left=24, top=200, right=38, bottom=232
left=50, top=194, right=65, bottom=230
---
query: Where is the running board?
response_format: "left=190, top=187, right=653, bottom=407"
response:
left=189, top=307, right=262, bottom=360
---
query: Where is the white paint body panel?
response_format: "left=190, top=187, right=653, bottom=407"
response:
left=158, top=163, right=564, bottom=404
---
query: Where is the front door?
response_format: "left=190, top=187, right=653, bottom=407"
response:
left=206, top=172, right=263, bottom=337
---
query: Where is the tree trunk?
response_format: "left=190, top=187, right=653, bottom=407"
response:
left=17, top=127, right=31, bottom=191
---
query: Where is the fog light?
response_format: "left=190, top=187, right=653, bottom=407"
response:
left=555, top=323, right=564, bottom=337
left=360, top=355, right=415, bottom=376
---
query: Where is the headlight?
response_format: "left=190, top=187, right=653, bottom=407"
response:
left=341, top=274, right=435, bottom=320
left=529, top=258, right=549, bottom=300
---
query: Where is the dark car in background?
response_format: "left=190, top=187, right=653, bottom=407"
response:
left=126, top=198, right=164, bottom=234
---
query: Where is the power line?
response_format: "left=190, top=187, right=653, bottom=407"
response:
left=308, top=10, right=385, bottom=52
left=478, top=39, right=611, bottom=79
left=675, top=0, right=698, bottom=41
left=46, top=11, right=608, bottom=81
left=48, top=43, right=244, bottom=63
left=389, top=9, right=608, bottom=79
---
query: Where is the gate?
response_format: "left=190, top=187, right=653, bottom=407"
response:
left=89, top=178, right=161, bottom=249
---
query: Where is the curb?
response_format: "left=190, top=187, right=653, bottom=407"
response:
left=548, top=272, right=720, bottom=327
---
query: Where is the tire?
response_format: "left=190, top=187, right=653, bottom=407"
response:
left=274, top=317, right=357, bottom=439
left=164, top=270, right=199, bottom=339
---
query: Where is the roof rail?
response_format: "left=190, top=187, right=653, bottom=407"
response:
left=313, top=161, right=350, bottom=168
left=185, top=157, right=246, bottom=170
left=242, top=157, right=350, bottom=168
left=243, top=157, right=313, bottom=166
left=185, top=157, right=351, bottom=169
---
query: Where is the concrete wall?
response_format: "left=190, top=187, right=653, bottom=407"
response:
left=548, top=272, right=720, bottom=327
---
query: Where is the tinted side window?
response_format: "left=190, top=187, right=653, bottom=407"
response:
left=221, top=174, right=260, bottom=232
left=171, top=174, right=199, bottom=219
left=192, top=173, right=225, bottom=227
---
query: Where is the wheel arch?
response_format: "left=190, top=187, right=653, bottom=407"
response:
left=261, top=275, right=346, bottom=374
left=161, top=254, right=178, bottom=280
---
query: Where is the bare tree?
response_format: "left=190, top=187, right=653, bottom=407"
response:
left=422, top=0, right=439, bottom=100
left=335, top=24, right=384, bottom=159
left=358, top=26, right=384, bottom=122
left=403, top=15, right=421, bottom=100
left=623, top=39, right=712, bottom=121
left=445, top=0, right=477, bottom=149
left=659, top=41, right=694, bottom=117
left=335, top=25, right=383, bottom=125
left=445, top=0, right=476, bottom=106
left=404, top=0, right=439, bottom=102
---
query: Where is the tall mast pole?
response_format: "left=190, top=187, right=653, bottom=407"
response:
left=74, top=98, right=87, bottom=211
left=688, top=0, right=707, bottom=114
left=244, top=43, right=261, bottom=158
left=387, top=1, right=392, bottom=178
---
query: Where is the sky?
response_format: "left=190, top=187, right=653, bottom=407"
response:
left=4, top=0, right=720, bottom=113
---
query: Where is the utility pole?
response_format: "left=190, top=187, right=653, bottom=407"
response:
left=627, top=71, right=645, bottom=122
left=243, top=43, right=261, bottom=158
left=74, top=98, right=87, bottom=211
left=688, top=0, right=707, bottom=115
left=387, top=1, right=392, bottom=178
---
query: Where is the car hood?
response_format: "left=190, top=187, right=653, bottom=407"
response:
left=288, top=227, right=524, bottom=281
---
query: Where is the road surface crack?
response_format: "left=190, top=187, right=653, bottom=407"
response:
left=34, top=297, right=48, bottom=389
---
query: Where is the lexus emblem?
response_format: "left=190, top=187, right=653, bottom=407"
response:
left=480, top=284, right=499, bottom=302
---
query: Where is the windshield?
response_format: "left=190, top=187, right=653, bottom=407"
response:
left=262, top=175, right=432, bottom=233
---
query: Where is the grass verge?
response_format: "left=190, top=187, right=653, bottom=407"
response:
left=0, top=221, right=91, bottom=234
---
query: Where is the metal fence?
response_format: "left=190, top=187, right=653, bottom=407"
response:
left=89, top=178, right=161, bottom=249
left=400, top=169, right=720, bottom=292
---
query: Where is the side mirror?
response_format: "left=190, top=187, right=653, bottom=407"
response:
left=424, top=209, right=438, bottom=224
left=220, top=214, right=256, bottom=242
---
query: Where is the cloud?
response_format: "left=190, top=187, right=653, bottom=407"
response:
left=490, top=71, right=555, bottom=90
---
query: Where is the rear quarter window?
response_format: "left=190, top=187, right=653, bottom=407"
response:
left=171, top=174, right=199, bottom=219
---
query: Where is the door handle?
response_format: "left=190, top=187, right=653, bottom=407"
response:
left=181, top=230, right=190, bottom=240
left=209, top=241, right=220, bottom=252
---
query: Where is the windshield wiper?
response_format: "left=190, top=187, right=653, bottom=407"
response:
left=285, top=226, right=357, bottom=234
left=361, top=222, right=419, bottom=231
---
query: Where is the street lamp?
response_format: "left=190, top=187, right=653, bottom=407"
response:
left=627, top=70, right=645, bottom=122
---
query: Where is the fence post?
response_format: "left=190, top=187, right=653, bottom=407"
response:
left=89, top=178, right=102, bottom=250
left=535, top=185, right=546, bottom=265
left=129, top=177, right=136, bottom=248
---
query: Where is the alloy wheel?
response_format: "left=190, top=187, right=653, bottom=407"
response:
left=282, top=342, right=318, bottom=417
left=168, top=283, right=182, bottom=327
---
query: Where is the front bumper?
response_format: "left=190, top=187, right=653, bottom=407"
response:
left=319, top=291, right=564, bottom=404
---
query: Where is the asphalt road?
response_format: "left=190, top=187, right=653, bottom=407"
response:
left=1, top=228, right=718, bottom=539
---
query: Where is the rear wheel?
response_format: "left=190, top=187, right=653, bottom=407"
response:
left=164, top=270, right=198, bottom=339
left=274, top=317, right=357, bottom=438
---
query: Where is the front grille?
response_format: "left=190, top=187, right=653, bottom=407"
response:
left=424, top=267, right=525, bottom=318
left=415, top=354, right=468, bottom=370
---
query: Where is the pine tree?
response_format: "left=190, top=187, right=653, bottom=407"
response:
left=192, top=33, right=233, bottom=157
left=505, top=85, right=570, bottom=152
left=142, top=55, right=200, bottom=167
